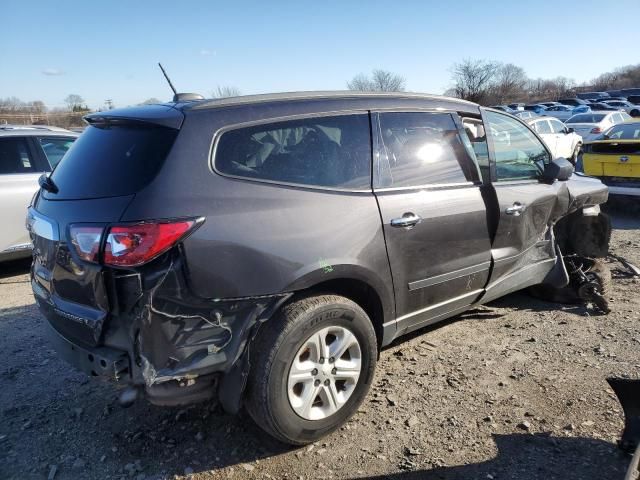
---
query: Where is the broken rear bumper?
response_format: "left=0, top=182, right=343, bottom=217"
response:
left=35, top=252, right=291, bottom=409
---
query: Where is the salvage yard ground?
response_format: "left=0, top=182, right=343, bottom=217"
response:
left=0, top=204, right=639, bottom=480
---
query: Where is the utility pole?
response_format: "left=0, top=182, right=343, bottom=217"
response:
left=105, top=99, right=114, bottom=110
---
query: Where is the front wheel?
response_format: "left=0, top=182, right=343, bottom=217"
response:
left=245, top=294, right=377, bottom=445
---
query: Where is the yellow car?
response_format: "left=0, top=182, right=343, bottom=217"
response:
left=581, top=121, right=640, bottom=197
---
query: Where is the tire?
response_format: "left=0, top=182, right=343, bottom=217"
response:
left=245, top=294, right=377, bottom=445
left=529, top=257, right=611, bottom=307
left=571, top=142, right=582, bottom=164
left=568, top=213, right=611, bottom=258
left=630, top=109, right=640, bottom=118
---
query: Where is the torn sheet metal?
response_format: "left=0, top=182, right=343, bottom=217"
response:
left=110, top=252, right=288, bottom=388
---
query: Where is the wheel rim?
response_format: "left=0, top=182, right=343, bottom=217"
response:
left=287, top=325, right=362, bottom=421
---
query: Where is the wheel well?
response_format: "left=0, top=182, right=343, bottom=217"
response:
left=299, top=278, right=385, bottom=351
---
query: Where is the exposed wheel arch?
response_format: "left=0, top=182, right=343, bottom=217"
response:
left=292, top=278, right=387, bottom=351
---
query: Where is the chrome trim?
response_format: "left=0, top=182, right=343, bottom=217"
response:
left=392, top=289, right=484, bottom=325
left=1, top=243, right=32, bottom=253
left=608, top=186, right=640, bottom=197
left=408, top=262, right=491, bottom=291
left=26, top=208, right=58, bottom=241
left=374, top=181, right=477, bottom=193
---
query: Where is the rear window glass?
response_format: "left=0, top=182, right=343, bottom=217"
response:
left=603, top=123, right=640, bottom=140
left=49, top=124, right=177, bottom=199
left=215, top=114, right=371, bottom=189
left=567, top=114, right=606, bottom=123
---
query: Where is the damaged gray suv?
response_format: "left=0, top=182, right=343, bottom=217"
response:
left=28, top=92, right=611, bottom=445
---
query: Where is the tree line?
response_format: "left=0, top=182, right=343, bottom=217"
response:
left=3, top=63, right=639, bottom=128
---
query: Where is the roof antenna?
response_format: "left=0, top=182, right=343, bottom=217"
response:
left=158, top=62, right=177, bottom=97
left=157, top=62, right=204, bottom=103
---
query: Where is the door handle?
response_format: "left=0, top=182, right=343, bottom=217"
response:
left=391, top=213, right=422, bottom=228
left=505, top=202, right=525, bottom=216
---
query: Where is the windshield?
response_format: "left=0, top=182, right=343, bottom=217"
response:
left=566, top=113, right=606, bottom=124
left=602, top=123, right=640, bottom=140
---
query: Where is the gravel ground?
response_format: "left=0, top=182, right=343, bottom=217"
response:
left=0, top=205, right=638, bottom=480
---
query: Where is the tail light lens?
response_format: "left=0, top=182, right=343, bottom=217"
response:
left=104, top=221, right=197, bottom=267
left=69, top=219, right=200, bottom=267
left=591, top=127, right=602, bottom=134
left=70, top=226, right=103, bottom=263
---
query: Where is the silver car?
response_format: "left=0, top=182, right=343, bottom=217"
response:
left=0, top=125, right=78, bottom=261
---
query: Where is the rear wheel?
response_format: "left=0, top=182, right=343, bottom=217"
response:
left=571, top=142, right=582, bottom=164
left=245, top=294, right=377, bottom=445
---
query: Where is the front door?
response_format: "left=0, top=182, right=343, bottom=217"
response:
left=373, top=111, right=492, bottom=338
left=480, top=109, right=566, bottom=303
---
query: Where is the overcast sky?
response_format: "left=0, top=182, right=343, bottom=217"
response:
left=3, top=0, right=639, bottom=110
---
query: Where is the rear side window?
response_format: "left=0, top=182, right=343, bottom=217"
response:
left=38, top=137, right=76, bottom=169
left=49, top=124, right=178, bottom=199
left=567, top=114, right=606, bottom=124
left=377, top=112, right=474, bottom=188
left=214, top=114, right=371, bottom=190
left=0, top=137, right=35, bottom=174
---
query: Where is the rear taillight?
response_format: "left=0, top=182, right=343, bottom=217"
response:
left=69, top=219, right=200, bottom=267
left=591, top=127, right=602, bottom=134
left=70, top=226, right=103, bottom=263
left=104, top=221, right=197, bottom=267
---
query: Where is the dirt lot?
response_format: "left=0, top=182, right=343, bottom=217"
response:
left=1, top=205, right=638, bottom=480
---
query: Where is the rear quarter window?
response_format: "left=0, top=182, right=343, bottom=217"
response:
left=214, top=114, right=371, bottom=190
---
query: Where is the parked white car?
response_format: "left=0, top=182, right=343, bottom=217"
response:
left=565, top=111, right=631, bottom=141
left=602, top=100, right=640, bottom=117
left=526, top=117, right=583, bottom=162
left=0, top=125, right=78, bottom=262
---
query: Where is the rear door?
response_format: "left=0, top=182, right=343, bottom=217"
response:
left=480, top=109, right=565, bottom=303
left=0, top=136, right=43, bottom=254
left=548, top=118, right=573, bottom=158
left=373, top=110, right=492, bottom=337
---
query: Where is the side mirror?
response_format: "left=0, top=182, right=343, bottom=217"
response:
left=565, top=127, right=574, bottom=134
left=541, top=157, right=573, bottom=184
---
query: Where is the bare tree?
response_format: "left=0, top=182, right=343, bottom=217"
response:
left=213, top=86, right=241, bottom=98
left=490, top=63, right=527, bottom=104
left=30, top=100, right=46, bottom=114
left=64, top=94, right=85, bottom=111
left=450, top=59, right=500, bottom=104
left=347, top=69, right=406, bottom=92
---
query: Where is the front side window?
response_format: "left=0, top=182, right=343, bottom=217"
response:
left=485, top=111, right=548, bottom=181
left=534, top=120, right=552, bottom=134
left=549, top=119, right=566, bottom=134
left=377, top=112, right=473, bottom=188
left=38, top=137, right=76, bottom=169
left=0, top=137, right=35, bottom=174
left=215, top=114, right=371, bottom=189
